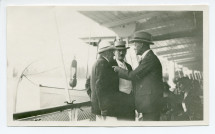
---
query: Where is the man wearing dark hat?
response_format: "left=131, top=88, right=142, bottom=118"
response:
left=113, top=31, right=164, bottom=121
left=90, top=40, right=123, bottom=121
left=111, top=39, right=135, bottom=121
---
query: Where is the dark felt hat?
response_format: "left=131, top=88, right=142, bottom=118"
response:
left=130, top=31, right=154, bottom=45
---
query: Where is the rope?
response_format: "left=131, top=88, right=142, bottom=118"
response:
left=86, top=37, right=90, bottom=79
left=14, top=59, right=41, bottom=112
left=54, top=8, right=71, bottom=103
left=22, top=75, right=39, bottom=87
left=39, top=85, right=87, bottom=91
left=27, top=66, right=60, bottom=76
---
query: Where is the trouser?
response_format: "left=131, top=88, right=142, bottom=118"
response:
left=137, top=112, right=160, bottom=121
left=117, top=92, right=135, bottom=121
left=117, top=111, right=135, bottom=121
left=96, top=115, right=117, bottom=121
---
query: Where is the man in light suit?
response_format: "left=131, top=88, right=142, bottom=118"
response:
left=90, top=40, right=125, bottom=121
left=111, top=40, right=135, bottom=121
left=113, top=31, right=164, bottom=121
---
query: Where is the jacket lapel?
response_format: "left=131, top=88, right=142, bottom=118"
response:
left=139, top=50, right=153, bottom=64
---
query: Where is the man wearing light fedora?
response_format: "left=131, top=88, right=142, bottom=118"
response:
left=90, top=40, right=124, bottom=121
left=111, top=39, right=135, bottom=121
left=113, top=31, right=164, bottom=121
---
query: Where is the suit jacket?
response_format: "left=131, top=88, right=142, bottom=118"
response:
left=117, top=50, right=164, bottom=113
left=90, top=56, right=123, bottom=117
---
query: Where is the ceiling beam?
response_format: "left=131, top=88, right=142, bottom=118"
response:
left=151, top=42, right=196, bottom=50
left=162, top=50, right=202, bottom=58
left=101, top=12, right=162, bottom=28
left=179, top=61, right=202, bottom=66
left=80, top=36, right=116, bottom=41
left=176, top=58, right=202, bottom=64
left=136, top=13, right=194, bottom=33
left=167, top=53, right=202, bottom=60
left=153, top=29, right=201, bottom=41
left=156, top=47, right=202, bottom=56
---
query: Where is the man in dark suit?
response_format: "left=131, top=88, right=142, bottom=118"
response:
left=111, top=40, right=135, bottom=121
left=90, top=40, right=124, bottom=121
left=113, top=31, right=164, bottom=121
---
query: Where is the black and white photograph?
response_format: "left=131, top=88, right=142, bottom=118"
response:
left=7, top=6, right=208, bottom=126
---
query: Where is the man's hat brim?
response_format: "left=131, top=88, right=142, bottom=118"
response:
left=114, top=46, right=130, bottom=50
left=129, top=39, right=154, bottom=45
left=98, top=46, right=115, bottom=53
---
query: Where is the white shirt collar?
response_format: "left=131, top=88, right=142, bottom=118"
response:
left=140, top=49, right=151, bottom=61
left=116, top=59, right=128, bottom=70
left=116, top=59, right=125, bottom=65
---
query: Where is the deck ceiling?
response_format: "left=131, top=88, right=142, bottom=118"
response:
left=79, top=11, right=203, bottom=71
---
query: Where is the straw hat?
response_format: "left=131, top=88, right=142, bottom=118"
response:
left=98, top=40, right=114, bottom=53
left=114, top=40, right=130, bottom=50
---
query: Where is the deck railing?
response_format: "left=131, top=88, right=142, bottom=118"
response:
left=13, top=101, right=96, bottom=121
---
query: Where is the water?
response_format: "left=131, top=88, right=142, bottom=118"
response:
left=10, top=75, right=89, bottom=113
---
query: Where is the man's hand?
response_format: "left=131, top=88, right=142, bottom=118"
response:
left=112, top=66, right=121, bottom=72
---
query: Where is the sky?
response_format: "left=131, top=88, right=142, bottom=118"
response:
left=7, top=6, right=116, bottom=76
